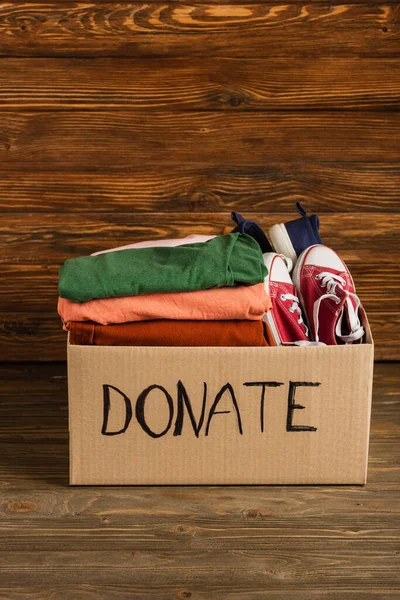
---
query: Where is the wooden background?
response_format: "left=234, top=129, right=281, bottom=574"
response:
left=0, top=6, right=399, bottom=598
left=1, top=1, right=399, bottom=360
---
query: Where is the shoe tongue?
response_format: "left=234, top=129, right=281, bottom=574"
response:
left=276, top=283, right=308, bottom=341
left=338, top=290, right=361, bottom=338
left=332, top=286, right=363, bottom=344
left=279, top=281, right=297, bottom=295
left=317, top=269, right=349, bottom=303
left=334, top=285, right=348, bottom=303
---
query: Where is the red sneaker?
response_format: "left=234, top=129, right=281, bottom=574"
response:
left=293, top=245, right=365, bottom=345
left=263, top=253, right=310, bottom=345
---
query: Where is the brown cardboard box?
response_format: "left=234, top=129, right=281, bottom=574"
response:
left=67, top=319, right=374, bottom=485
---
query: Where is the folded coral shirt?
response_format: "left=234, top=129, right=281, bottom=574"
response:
left=58, top=283, right=271, bottom=326
left=92, top=234, right=215, bottom=256
left=58, top=233, right=268, bottom=302
left=68, top=320, right=269, bottom=347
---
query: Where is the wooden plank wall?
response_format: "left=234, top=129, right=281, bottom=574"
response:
left=0, top=1, right=399, bottom=361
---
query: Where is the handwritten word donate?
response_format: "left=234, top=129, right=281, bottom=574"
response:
left=101, top=380, right=321, bottom=438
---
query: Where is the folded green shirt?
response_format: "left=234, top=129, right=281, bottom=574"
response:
left=58, top=233, right=268, bottom=302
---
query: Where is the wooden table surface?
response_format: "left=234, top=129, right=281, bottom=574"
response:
left=0, top=361, right=398, bottom=598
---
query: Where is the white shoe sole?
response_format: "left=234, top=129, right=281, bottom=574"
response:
left=262, top=253, right=283, bottom=346
left=268, top=224, right=297, bottom=266
left=263, top=311, right=282, bottom=346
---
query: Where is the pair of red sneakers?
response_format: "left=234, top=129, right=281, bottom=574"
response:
left=263, top=245, right=365, bottom=346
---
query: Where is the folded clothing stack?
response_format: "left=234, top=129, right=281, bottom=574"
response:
left=58, top=205, right=366, bottom=348
left=58, top=232, right=272, bottom=347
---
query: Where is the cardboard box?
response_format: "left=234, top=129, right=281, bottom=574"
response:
left=67, top=317, right=374, bottom=485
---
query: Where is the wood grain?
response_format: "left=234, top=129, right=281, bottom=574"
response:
left=2, top=0, right=390, bottom=4
left=0, top=256, right=398, bottom=309
left=0, top=361, right=398, bottom=476
left=0, top=591, right=397, bottom=600
left=0, top=3, right=398, bottom=58
left=1, top=112, right=399, bottom=168
left=0, top=357, right=397, bottom=440
left=0, top=309, right=397, bottom=362
left=1, top=165, right=400, bottom=213
left=2, top=58, right=400, bottom=111
left=0, top=591, right=398, bottom=600
left=0, top=362, right=398, bottom=597
left=1, top=213, right=399, bottom=266
left=0, top=0, right=399, bottom=594
left=0, top=213, right=397, bottom=359
left=0, top=549, right=399, bottom=591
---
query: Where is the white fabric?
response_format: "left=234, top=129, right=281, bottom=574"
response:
left=290, top=340, right=326, bottom=347
left=313, top=272, right=364, bottom=343
left=305, top=245, right=345, bottom=270
left=281, top=292, right=309, bottom=338
left=263, top=253, right=293, bottom=283
left=92, top=234, right=216, bottom=256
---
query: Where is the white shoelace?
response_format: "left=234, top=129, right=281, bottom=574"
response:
left=313, top=272, right=364, bottom=344
left=280, top=292, right=309, bottom=338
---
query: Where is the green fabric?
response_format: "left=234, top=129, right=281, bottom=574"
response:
left=58, top=233, right=267, bottom=302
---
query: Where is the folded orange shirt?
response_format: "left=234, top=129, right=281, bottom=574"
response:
left=58, top=283, right=271, bottom=328
left=68, top=320, right=269, bottom=347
